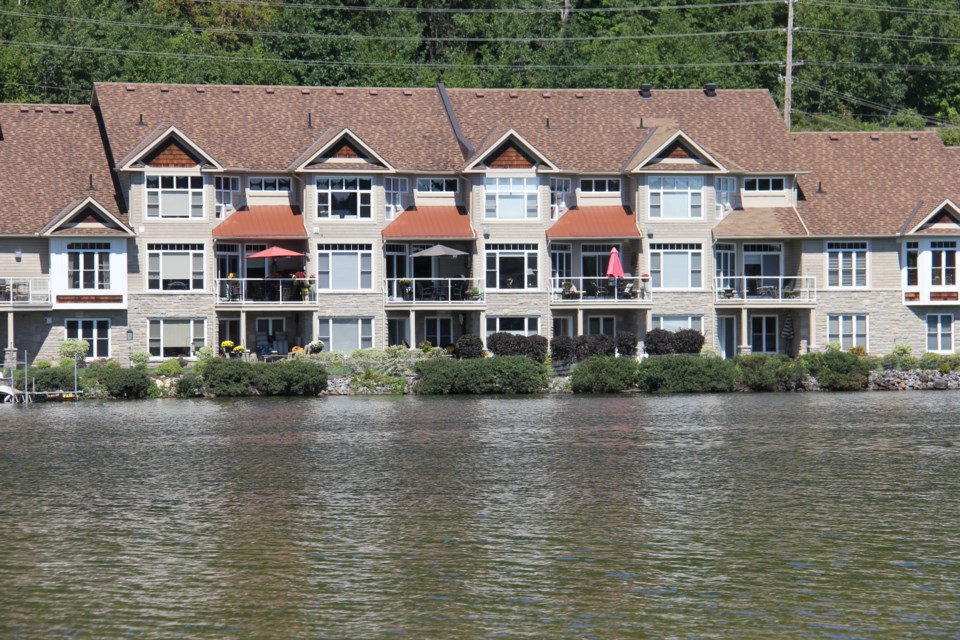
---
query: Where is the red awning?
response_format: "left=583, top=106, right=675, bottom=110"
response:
left=546, top=206, right=642, bottom=239
left=382, top=206, right=475, bottom=240
left=212, top=205, right=307, bottom=239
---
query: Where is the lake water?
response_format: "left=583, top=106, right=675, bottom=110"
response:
left=1, top=393, right=959, bottom=638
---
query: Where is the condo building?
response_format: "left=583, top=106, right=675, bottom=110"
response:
left=1, top=82, right=959, bottom=364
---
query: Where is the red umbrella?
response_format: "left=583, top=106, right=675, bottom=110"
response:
left=245, top=246, right=304, bottom=259
left=605, top=247, right=625, bottom=279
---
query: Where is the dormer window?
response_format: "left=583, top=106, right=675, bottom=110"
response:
left=146, top=175, right=204, bottom=219
left=416, top=178, right=458, bottom=194
left=649, top=175, right=703, bottom=219
left=744, top=177, right=786, bottom=192
left=484, top=177, right=539, bottom=220
left=248, top=177, right=291, bottom=193
left=580, top=178, right=620, bottom=194
left=317, top=176, right=372, bottom=219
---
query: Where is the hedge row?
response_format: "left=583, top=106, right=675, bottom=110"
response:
left=199, top=358, right=328, bottom=397
left=415, top=356, right=549, bottom=394
left=570, top=349, right=876, bottom=394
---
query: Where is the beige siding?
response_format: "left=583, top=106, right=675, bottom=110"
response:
left=0, top=239, right=49, bottom=276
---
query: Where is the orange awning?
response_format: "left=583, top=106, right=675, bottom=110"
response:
left=382, top=206, right=475, bottom=240
left=212, top=205, right=307, bottom=239
left=546, top=206, right=642, bottom=239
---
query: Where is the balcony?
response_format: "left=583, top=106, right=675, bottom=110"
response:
left=385, top=278, right=485, bottom=305
left=215, top=278, right=316, bottom=305
left=551, top=277, right=652, bottom=304
left=714, top=276, right=816, bottom=304
left=0, top=277, right=51, bottom=306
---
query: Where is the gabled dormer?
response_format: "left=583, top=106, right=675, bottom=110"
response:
left=902, top=200, right=960, bottom=305
left=463, top=129, right=559, bottom=173
left=629, top=129, right=725, bottom=174
left=292, top=128, right=394, bottom=173
left=117, top=125, right=222, bottom=172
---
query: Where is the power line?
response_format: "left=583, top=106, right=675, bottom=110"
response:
left=804, top=1, right=960, bottom=18
left=800, top=27, right=960, bottom=46
left=805, top=60, right=960, bottom=73
left=0, top=39, right=785, bottom=71
left=792, top=77, right=952, bottom=126
left=0, top=10, right=784, bottom=44
left=187, top=0, right=783, bottom=14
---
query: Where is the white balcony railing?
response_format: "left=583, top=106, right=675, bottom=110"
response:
left=216, top=278, right=316, bottom=304
left=714, top=276, right=816, bottom=302
left=385, top=278, right=485, bottom=304
left=0, top=277, right=51, bottom=305
left=551, top=276, right=651, bottom=302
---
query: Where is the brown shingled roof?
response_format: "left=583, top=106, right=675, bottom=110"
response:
left=94, top=83, right=464, bottom=172
left=446, top=88, right=797, bottom=173
left=713, top=208, right=807, bottom=239
left=793, top=131, right=960, bottom=236
left=0, top=104, right=123, bottom=235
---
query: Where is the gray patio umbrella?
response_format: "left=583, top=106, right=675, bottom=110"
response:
left=411, top=244, right=468, bottom=258
left=780, top=314, right=795, bottom=341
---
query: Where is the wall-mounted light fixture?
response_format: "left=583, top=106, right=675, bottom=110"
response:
left=646, top=227, right=655, bottom=239
left=126, top=329, right=134, bottom=341
left=14, top=249, right=22, bottom=261
left=482, top=227, right=491, bottom=239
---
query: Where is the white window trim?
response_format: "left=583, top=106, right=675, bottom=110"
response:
left=652, top=315, right=703, bottom=332
left=826, top=240, right=869, bottom=289
left=579, top=177, right=621, bottom=194
left=549, top=177, right=572, bottom=217
left=486, top=316, right=540, bottom=337
left=827, top=313, right=869, bottom=352
left=66, top=242, right=112, bottom=291
left=743, top=176, right=788, bottom=192
left=750, top=314, right=779, bottom=354
left=146, top=243, right=206, bottom=292
left=215, top=176, right=241, bottom=218
left=145, top=173, right=205, bottom=220
left=316, top=175, right=374, bottom=220
left=65, top=318, right=111, bottom=360
left=384, top=177, right=408, bottom=220
left=247, top=176, right=292, bottom=193
left=255, top=317, right=286, bottom=337
left=485, top=243, right=540, bottom=291
left=648, top=175, right=704, bottom=220
left=147, top=318, right=206, bottom=360
left=715, top=176, right=737, bottom=218
left=317, top=317, right=375, bottom=352
left=926, top=313, right=954, bottom=354
left=415, top=177, right=459, bottom=194
left=586, top=315, right=617, bottom=336
left=316, top=244, right=374, bottom=292
left=483, top=176, right=540, bottom=220
left=649, top=242, right=704, bottom=291
left=930, top=240, right=958, bottom=289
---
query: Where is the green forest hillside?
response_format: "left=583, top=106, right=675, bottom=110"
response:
left=2, top=0, right=960, bottom=135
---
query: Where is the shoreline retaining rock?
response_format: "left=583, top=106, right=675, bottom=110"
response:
left=868, top=369, right=960, bottom=391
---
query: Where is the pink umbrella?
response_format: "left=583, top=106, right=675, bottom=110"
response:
left=245, top=246, right=304, bottom=259
left=606, top=247, right=625, bottom=279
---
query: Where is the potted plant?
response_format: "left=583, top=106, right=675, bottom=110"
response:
left=400, top=278, right=413, bottom=300
left=470, top=285, right=481, bottom=300
left=220, top=339, right=234, bottom=356
left=640, top=273, right=652, bottom=295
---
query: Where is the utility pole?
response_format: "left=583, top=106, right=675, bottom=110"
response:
left=784, top=0, right=796, bottom=129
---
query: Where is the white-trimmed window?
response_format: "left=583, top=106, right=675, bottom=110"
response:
left=827, top=241, right=867, bottom=288
left=248, top=177, right=291, bottom=193
left=828, top=314, right=868, bottom=351
left=255, top=317, right=285, bottom=338
left=549, top=177, right=572, bottom=217
left=587, top=316, right=616, bottom=336
left=316, top=244, right=373, bottom=291
left=580, top=177, right=620, bottom=194
left=318, top=317, right=374, bottom=352
left=906, top=241, right=919, bottom=287
left=146, top=175, right=204, bottom=219
left=317, top=176, right=373, bottom=219
left=147, top=243, right=204, bottom=291
left=215, top=176, right=241, bottom=218
left=931, top=241, right=957, bottom=286
left=550, top=243, right=572, bottom=282
left=715, top=176, right=737, bottom=217
left=384, top=177, right=408, bottom=219
left=649, top=175, right=703, bottom=219
left=653, top=315, right=703, bottom=332
left=148, top=318, right=205, bottom=358
left=387, top=318, right=409, bottom=347
left=485, top=243, right=539, bottom=290
left=650, top=243, right=702, bottom=289
left=744, top=176, right=786, bottom=192
left=553, top=316, right=573, bottom=338
left=714, top=243, right=736, bottom=289
left=927, top=313, right=953, bottom=353
left=487, top=316, right=539, bottom=337
left=484, top=177, right=539, bottom=220
left=65, top=319, right=110, bottom=359
left=415, top=178, right=458, bottom=193
left=750, top=315, right=778, bottom=353
left=67, top=242, right=110, bottom=290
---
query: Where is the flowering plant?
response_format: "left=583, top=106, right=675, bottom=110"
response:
left=291, top=345, right=304, bottom=353
left=418, top=340, right=433, bottom=353
left=227, top=272, right=236, bottom=279
left=221, top=340, right=235, bottom=350
left=232, top=345, right=245, bottom=354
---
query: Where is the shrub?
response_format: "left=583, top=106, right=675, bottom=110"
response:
left=736, top=354, right=808, bottom=391
left=129, top=351, right=151, bottom=367
left=201, top=358, right=256, bottom=397
left=454, top=334, right=485, bottom=359
left=486, top=332, right=521, bottom=356
left=33, top=360, right=52, bottom=369
left=265, top=359, right=328, bottom=396
left=520, top=335, right=549, bottom=363
left=643, top=328, right=673, bottom=356
left=16, top=366, right=75, bottom=392
left=587, top=334, right=616, bottom=357
left=550, top=335, right=576, bottom=362
left=616, top=331, right=638, bottom=357
left=194, top=345, right=216, bottom=361
left=801, top=349, right=872, bottom=391
left=672, top=329, right=705, bottom=354
left=174, top=373, right=204, bottom=397
left=156, top=358, right=183, bottom=377
left=571, top=356, right=639, bottom=393
left=305, top=339, right=325, bottom=355
left=415, top=356, right=547, bottom=394
left=99, top=367, right=152, bottom=399
left=58, top=339, right=90, bottom=366
left=574, top=335, right=592, bottom=361
left=637, top=354, right=738, bottom=393
left=918, top=351, right=945, bottom=371
left=848, top=345, right=868, bottom=357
